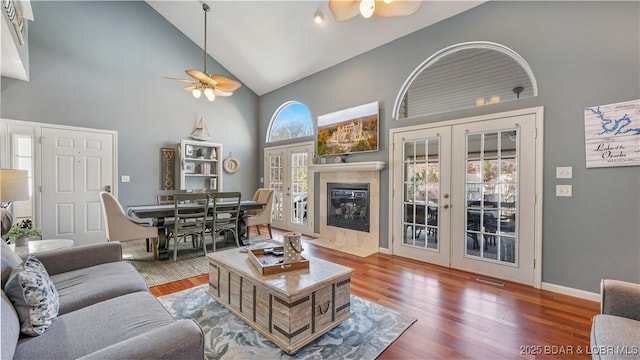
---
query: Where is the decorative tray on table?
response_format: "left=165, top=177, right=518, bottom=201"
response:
left=248, top=246, right=309, bottom=275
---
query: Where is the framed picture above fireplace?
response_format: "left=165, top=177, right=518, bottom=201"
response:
left=317, top=101, right=379, bottom=156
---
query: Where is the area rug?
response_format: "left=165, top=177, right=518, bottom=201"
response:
left=122, top=235, right=274, bottom=287
left=158, top=284, right=416, bottom=360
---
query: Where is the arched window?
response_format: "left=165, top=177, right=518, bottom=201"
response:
left=394, top=42, right=538, bottom=119
left=267, top=101, right=314, bottom=142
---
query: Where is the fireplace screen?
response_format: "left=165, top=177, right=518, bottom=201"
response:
left=327, top=183, right=370, bottom=232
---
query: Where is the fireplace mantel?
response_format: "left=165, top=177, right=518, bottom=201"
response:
left=309, top=161, right=385, bottom=173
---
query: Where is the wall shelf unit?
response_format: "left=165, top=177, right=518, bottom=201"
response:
left=179, top=139, right=222, bottom=192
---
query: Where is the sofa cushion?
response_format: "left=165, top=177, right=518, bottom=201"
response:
left=13, top=291, right=177, bottom=360
left=1, top=290, right=21, bottom=360
left=51, top=261, right=148, bottom=315
left=5, top=256, right=59, bottom=336
left=1, top=240, right=23, bottom=288
left=591, top=314, right=640, bottom=359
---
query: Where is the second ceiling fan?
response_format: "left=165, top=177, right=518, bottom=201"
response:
left=329, top=0, right=422, bottom=21
left=166, top=3, right=241, bottom=102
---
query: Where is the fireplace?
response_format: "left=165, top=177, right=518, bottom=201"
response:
left=327, top=182, right=370, bottom=232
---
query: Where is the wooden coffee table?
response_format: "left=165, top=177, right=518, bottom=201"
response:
left=207, top=248, right=354, bottom=355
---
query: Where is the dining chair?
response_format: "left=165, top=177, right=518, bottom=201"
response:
left=156, top=189, right=180, bottom=205
left=208, top=192, right=242, bottom=251
left=99, top=191, right=159, bottom=259
left=155, top=189, right=191, bottom=242
left=243, top=188, right=274, bottom=240
left=169, top=193, right=209, bottom=261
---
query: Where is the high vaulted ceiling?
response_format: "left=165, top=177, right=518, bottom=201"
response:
left=147, top=1, right=484, bottom=95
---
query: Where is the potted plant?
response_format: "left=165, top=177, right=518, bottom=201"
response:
left=3, top=219, right=42, bottom=246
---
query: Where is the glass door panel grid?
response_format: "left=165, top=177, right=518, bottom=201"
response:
left=402, top=138, right=440, bottom=250
left=268, top=153, right=283, bottom=222
left=465, top=129, right=518, bottom=265
left=289, top=151, right=308, bottom=225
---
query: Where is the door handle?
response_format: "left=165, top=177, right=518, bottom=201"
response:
left=104, top=185, right=111, bottom=193
left=442, top=204, right=450, bottom=209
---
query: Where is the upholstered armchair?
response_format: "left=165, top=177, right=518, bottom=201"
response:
left=590, top=279, right=640, bottom=360
left=99, top=191, right=159, bottom=258
left=243, top=188, right=274, bottom=240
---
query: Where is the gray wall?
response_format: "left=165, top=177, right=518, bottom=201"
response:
left=258, top=1, right=640, bottom=292
left=1, top=1, right=259, bottom=208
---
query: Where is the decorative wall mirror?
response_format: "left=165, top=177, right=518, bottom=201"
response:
left=223, top=155, right=240, bottom=174
left=394, top=42, right=538, bottom=120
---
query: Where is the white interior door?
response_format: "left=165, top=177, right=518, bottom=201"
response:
left=40, top=127, right=115, bottom=245
left=264, top=142, right=314, bottom=235
left=392, top=110, right=541, bottom=286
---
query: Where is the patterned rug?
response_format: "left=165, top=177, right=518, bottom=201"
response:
left=158, top=285, right=416, bottom=360
left=122, top=235, right=272, bottom=287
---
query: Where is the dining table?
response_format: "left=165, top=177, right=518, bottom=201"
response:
left=127, top=200, right=265, bottom=261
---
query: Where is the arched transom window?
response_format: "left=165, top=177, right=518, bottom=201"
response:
left=394, top=42, right=538, bottom=119
left=267, top=101, right=314, bottom=142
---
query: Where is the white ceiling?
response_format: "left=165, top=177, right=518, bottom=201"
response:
left=147, top=1, right=485, bottom=95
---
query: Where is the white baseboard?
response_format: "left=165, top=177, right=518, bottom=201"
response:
left=542, top=282, right=600, bottom=302
left=378, top=247, right=391, bottom=255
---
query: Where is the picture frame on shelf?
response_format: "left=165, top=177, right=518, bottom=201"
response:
left=209, top=177, right=218, bottom=190
left=185, top=162, right=195, bottom=173
left=185, top=145, right=193, bottom=157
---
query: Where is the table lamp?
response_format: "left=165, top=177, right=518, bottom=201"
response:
left=0, top=169, right=29, bottom=236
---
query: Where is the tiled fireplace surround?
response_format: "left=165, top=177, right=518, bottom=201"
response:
left=309, top=161, right=385, bottom=257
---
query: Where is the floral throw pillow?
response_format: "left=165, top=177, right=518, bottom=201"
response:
left=5, top=256, right=59, bottom=336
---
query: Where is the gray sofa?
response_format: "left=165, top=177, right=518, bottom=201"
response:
left=1, top=241, right=204, bottom=360
left=590, top=279, right=640, bottom=360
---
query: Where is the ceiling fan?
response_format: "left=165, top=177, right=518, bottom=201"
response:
left=166, top=3, right=241, bottom=102
left=328, top=0, right=422, bottom=21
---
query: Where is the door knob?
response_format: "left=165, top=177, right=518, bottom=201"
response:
left=442, top=204, right=450, bottom=209
left=104, top=185, right=112, bottom=193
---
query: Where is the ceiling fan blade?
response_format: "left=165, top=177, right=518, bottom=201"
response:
left=186, top=69, right=217, bottom=85
left=165, top=77, right=197, bottom=84
left=212, top=89, right=233, bottom=97
left=183, top=85, right=197, bottom=92
left=374, top=0, right=422, bottom=18
left=210, top=74, right=241, bottom=92
left=328, top=0, right=360, bottom=21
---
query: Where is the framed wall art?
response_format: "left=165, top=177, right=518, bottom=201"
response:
left=584, top=99, right=640, bottom=168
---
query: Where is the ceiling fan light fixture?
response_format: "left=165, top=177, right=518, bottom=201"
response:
left=204, top=87, right=215, bottom=101
left=360, top=0, right=375, bottom=18
left=329, top=0, right=421, bottom=21
left=166, top=3, right=241, bottom=101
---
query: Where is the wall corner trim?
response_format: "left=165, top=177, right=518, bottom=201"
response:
left=378, top=247, right=391, bottom=255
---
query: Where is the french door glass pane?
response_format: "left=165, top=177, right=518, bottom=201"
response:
left=402, top=137, right=439, bottom=250
left=268, top=153, right=283, bottom=222
left=289, top=151, right=308, bottom=226
left=464, top=129, right=518, bottom=265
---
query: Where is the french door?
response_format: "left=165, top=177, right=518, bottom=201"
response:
left=392, top=109, right=542, bottom=286
left=264, top=142, right=314, bottom=235
left=392, top=126, right=452, bottom=267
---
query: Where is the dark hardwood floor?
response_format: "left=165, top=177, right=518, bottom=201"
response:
left=150, top=227, right=599, bottom=359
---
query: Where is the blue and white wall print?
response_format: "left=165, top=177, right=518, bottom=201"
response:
left=584, top=99, right=640, bottom=168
